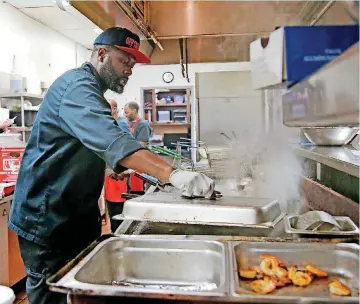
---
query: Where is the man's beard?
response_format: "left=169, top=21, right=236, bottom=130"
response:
left=99, top=57, right=128, bottom=94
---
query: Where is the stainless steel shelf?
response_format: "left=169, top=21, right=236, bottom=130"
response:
left=0, top=93, right=43, bottom=105
left=8, top=126, right=32, bottom=132
left=294, top=144, right=360, bottom=178
left=283, top=43, right=359, bottom=127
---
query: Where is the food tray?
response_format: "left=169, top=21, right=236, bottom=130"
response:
left=116, top=192, right=284, bottom=228
left=229, top=241, right=359, bottom=303
left=52, top=236, right=228, bottom=297
left=284, top=214, right=359, bottom=237
left=115, top=220, right=285, bottom=238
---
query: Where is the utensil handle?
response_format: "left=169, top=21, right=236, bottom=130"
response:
left=121, top=193, right=140, bottom=199
left=134, top=172, right=158, bottom=186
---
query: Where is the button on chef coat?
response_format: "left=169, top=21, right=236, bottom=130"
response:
left=8, top=62, right=144, bottom=246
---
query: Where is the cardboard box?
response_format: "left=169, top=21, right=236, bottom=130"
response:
left=0, top=147, right=25, bottom=183
left=250, top=25, right=359, bottom=90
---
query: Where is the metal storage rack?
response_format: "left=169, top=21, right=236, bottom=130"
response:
left=0, top=93, right=43, bottom=142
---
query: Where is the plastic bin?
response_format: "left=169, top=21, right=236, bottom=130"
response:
left=158, top=111, right=171, bottom=123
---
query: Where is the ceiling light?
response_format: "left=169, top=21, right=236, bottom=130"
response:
left=93, top=28, right=103, bottom=35
left=52, top=0, right=70, bottom=6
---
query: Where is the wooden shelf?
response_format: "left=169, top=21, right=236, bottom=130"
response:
left=143, top=88, right=191, bottom=135
left=152, top=123, right=190, bottom=127
left=155, top=104, right=187, bottom=107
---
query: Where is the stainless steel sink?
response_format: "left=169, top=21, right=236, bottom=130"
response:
left=55, top=236, right=228, bottom=296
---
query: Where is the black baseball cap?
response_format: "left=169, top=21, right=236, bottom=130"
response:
left=94, top=27, right=150, bottom=64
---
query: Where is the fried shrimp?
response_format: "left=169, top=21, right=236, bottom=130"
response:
left=260, top=258, right=275, bottom=277
left=288, top=266, right=313, bottom=287
left=259, top=255, right=290, bottom=283
left=239, top=268, right=258, bottom=279
left=272, top=266, right=291, bottom=283
left=305, top=264, right=328, bottom=277
left=250, top=276, right=277, bottom=294
left=260, top=254, right=286, bottom=267
left=329, top=280, right=351, bottom=296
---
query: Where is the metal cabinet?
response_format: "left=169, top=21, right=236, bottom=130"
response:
left=0, top=200, right=10, bottom=286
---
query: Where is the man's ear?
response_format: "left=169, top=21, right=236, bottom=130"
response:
left=98, top=48, right=107, bottom=62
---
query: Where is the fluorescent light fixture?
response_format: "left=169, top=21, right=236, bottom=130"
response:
left=93, top=28, right=103, bottom=35
left=52, top=0, right=70, bottom=6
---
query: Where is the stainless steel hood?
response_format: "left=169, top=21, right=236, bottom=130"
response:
left=282, top=43, right=359, bottom=127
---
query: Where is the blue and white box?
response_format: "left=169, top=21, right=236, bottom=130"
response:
left=250, top=25, right=359, bottom=90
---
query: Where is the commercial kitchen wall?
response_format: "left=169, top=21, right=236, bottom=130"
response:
left=105, top=61, right=251, bottom=113
left=196, top=70, right=262, bottom=146
left=0, top=2, right=91, bottom=95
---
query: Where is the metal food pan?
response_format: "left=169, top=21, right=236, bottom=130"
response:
left=53, top=236, right=228, bottom=297
left=284, top=215, right=359, bottom=237
left=116, top=192, right=284, bottom=228
left=229, top=241, right=359, bottom=303
left=115, top=220, right=285, bottom=238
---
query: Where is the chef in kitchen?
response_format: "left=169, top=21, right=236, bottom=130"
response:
left=8, top=27, right=215, bottom=304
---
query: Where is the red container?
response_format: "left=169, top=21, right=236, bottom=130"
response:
left=0, top=147, right=25, bottom=183
left=0, top=182, right=16, bottom=197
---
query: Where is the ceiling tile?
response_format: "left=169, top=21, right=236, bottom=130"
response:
left=59, top=29, right=97, bottom=49
left=20, top=6, right=91, bottom=30
left=65, top=5, right=98, bottom=30
left=5, top=0, right=54, bottom=8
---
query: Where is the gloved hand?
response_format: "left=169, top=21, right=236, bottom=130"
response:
left=169, top=169, right=215, bottom=198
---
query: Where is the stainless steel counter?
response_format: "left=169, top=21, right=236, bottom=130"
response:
left=294, top=144, right=360, bottom=178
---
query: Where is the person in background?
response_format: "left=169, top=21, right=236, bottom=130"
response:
left=8, top=27, right=215, bottom=304
left=124, top=101, right=152, bottom=147
left=104, top=99, right=131, bottom=232
left=108, top=99, right=130, bottom=132
left=123, top=101, right=153, bottom=194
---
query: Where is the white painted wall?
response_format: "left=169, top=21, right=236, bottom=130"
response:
left=105, top=61, right=251, bottom=113
left=0, top=2, right=91, bottom=95
left=197, top=71, right=262, bottom=146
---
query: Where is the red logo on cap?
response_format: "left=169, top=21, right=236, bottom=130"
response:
left=126, top=37, right=140, bottom=50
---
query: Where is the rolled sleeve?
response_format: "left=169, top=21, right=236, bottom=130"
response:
left=58, top=76, right=143, bottom=172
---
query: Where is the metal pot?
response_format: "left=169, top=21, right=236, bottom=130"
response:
left=301, top=127, right=358, bottom=146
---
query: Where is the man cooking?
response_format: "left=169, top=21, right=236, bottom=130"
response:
left=8, top=27, right=215, bottom=304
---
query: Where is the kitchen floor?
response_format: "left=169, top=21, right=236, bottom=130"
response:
left=14, top=290, right=28, bottom=304
left=13, top=213, right=111, bottom=303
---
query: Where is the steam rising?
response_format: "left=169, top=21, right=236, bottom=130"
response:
left=215, top=131, right=305, bottom=213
